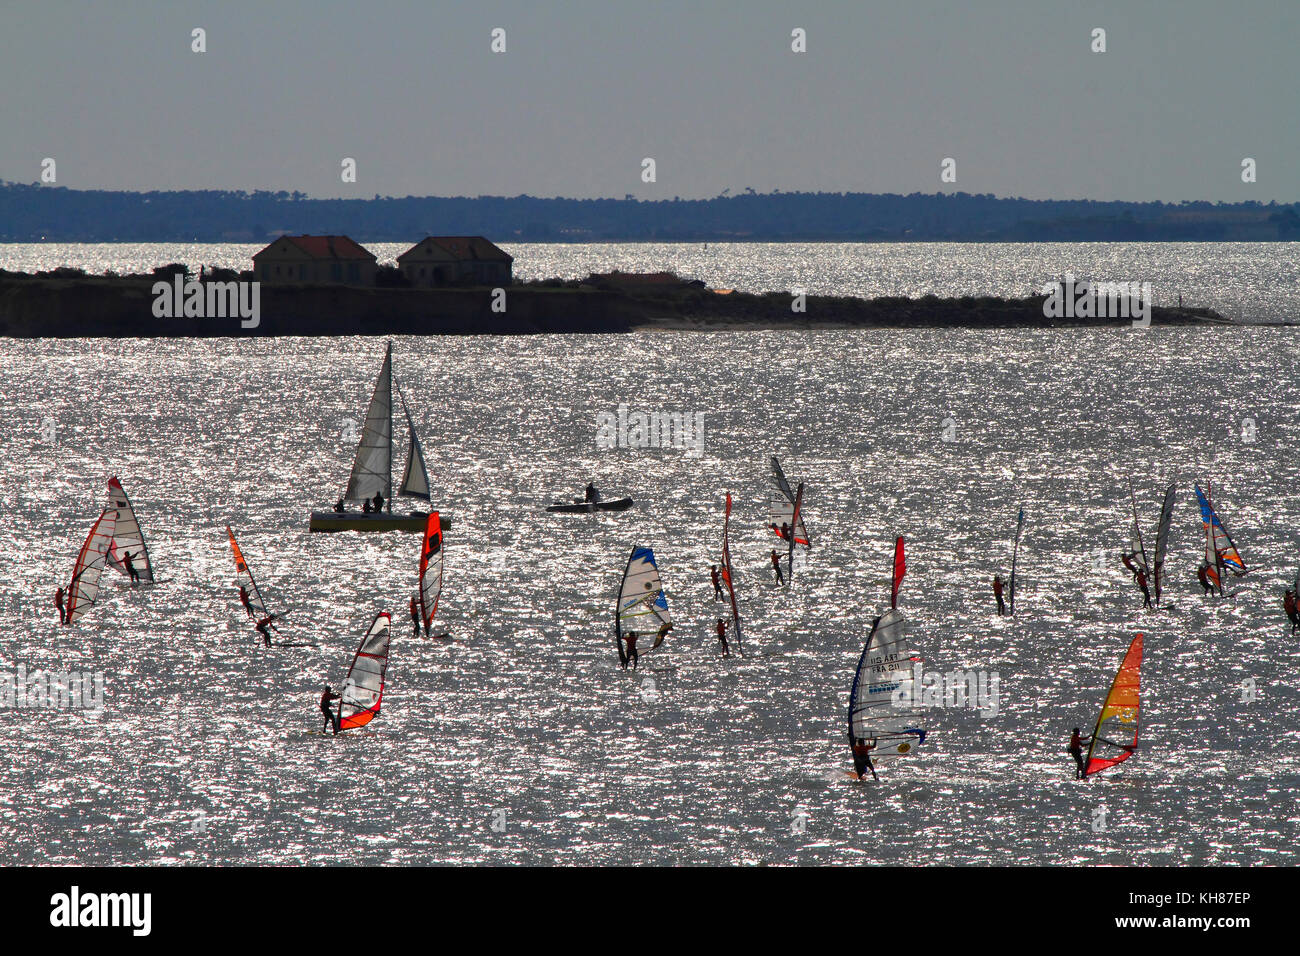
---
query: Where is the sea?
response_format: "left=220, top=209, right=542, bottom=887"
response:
left=1, top=241, right=1298, bottom=865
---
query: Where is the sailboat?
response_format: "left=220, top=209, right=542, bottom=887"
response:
left=1194, top=483, right=1246, bottom=594
left=309, top=342, right=449, bottom=533
left=614, top=546, right=672, bottom=666
left=720, top=492, right=743, bottom=655
left=847, top=536, right=925, bottom=778
left=65, top=508, right=118, bottom=625
left=104, top=477, right=156, bottom=584
left=336, top=613, right=392, bottom=731
left=1082, top=633, right=1143, bottom=778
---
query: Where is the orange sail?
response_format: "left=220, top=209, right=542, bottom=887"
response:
left=1083, top=633, right=1143, bottom=777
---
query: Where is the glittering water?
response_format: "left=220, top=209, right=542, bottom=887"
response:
left=3, top=331, right=1300, bottom=865
left=3, top=240, right=1299, bottom=323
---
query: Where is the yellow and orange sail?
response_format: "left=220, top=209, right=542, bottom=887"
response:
left=1083, top=633, right=1143, bottom=777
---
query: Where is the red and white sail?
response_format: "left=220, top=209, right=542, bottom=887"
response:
left=66, top=508, right=118, bottom=624
left=104, top=477, right=154, bottom=583
left=338, top=613, right=392, bottom=730
left=418, top=512, right=444, bottom=633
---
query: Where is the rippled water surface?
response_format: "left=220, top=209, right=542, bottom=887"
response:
left=3, top=328, right=1300, bottom=865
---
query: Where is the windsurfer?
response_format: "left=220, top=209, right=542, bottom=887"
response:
left=255, top=616, right=274, bottom=646
left=1120, top=552, right=1139, bottom=580
left=1285, top=589, right=1299, bottom=633
left=770, top=549, right=784, bottom=585
left=851, top=738, right=878, bottom=781
left=320, top=685, right=341, bottom=734
left=123, top=550, right=140, bottom=585
left=1197, top=563, right=1212, bottom=595
left=656, top=621, right=673, bottom=645
left=55, top=586, right=66, bottom=625
left=409, top=594, right=421, bottom=637
left=1136, top=568, right=1153, bottom=608
left=239, top=584, right=255, bottom=618
left=993, top=574, right=1005, bottom=615
left=781, top=521, right=791, bottom=543
left=716, top=618, right=729, bottom=657
left=710, top=564, right=723, bottom=600
left=1068, top=727, right=1087, bottom=779
left=622, top=631, right=639, bottom=670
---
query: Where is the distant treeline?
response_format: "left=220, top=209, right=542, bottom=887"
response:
left=3, top=182, right=1299, bottom=242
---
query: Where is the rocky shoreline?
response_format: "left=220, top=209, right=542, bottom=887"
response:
left=0, top=271, right=1232, bottom=337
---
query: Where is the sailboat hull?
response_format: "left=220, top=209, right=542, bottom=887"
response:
left=308, top=511, right=451, bottom=533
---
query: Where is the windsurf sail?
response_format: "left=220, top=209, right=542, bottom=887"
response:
left=66, top=508, right=118, bottom=624
left=721, top=493, right=743, bottom=654
left=1083, top=633, right=1143, bottom=777
left=1152, top=483, right=1175, bottom=603
left=104, top=477, right=155, bottom=584
left=847, top=608, right=926, bottom=765
left=890, top=535, right=906, bottom=609
left=615, top=546, right=672, bottom=653
left=338, top=612, right=392, bottom=730
left=226, top=525, right=276, bottom=622
left=1008, top=507, right=1024, bottom=615
left=1194, top=484, right=1246, bottom=584
left=786, top=481, right=804, bottom=582
left=769, top=456, right=810, bottom=547
left=396, top=388, right=431, bottom=501
left=345, top=342, right=393, bottom=506
left=1127, top=481, right=1150, bottom=577
left=418, top=511, right=443, bottom=632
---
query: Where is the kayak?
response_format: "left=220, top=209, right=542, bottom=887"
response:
left=546, top=497, right=634, bottom=514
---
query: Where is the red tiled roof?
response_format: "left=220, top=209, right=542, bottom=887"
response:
left=397, top=236, right=513, bottom=263
left=254, top=235, right=376, bottom=261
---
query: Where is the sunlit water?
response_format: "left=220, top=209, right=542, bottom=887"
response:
left=2, top=325, right=1299, bottom=865
left=4, top=240, right=1299, bottom=323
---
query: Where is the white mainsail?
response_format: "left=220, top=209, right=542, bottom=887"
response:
left=345, top=343, right=393, bottom=504
left=769, top=456, right=810, bottom=547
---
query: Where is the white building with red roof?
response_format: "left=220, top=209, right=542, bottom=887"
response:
left=252, top=235, right=377, bottom=285
left=396, top=236, right=513, bottom=287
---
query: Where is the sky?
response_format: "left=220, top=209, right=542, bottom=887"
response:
left=0, top=0, right=1295, bottom=202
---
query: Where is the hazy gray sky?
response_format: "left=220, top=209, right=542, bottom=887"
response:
left=1, top=0, right=1295, bottom=202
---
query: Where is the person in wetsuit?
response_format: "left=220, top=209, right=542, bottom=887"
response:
left=710, top=564, right=723, bottom=600
left=1197, top=563, right=1212, bottom=595
left=333, top=498, right=345, bottom=514
left=410, top=594, right=422, bottom=637
left=1120, top=552, right=1139, bottom=581
left=716, top=618, right=729, bottom=657
left=851, top=737, right=878, bottom=781
left=239, top=585, right=255, bottom=618
left=372, top=491, right=384, bottom=513
left=55, top=586, right=66, bottom=625
left=1136, top=568, right=1153, bottom=608
left=1285, top=589, right=1299, bottom=633
left=770, top=549, right=784, bottom=585
left=320, top=685, right=341, bottom=734
left=623, top=631, right=639, bottom=671
left=993, top=574, right=1006, bottom=615
left=123, top=550, right=140, bottom=585
left=1069, top=727, right=1087, bottom=779
left=255, top=616, right=274, bottom=647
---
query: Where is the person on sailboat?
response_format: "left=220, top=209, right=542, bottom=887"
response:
left=409, top=594, right=421, bottom=637
left=1197, top=563, right=1212, bottom=595
left=1135, top=568, right=1153, bottom=609
left=716, top=618, right=729, bottom=657
left=123, top=550, right=140, bottom=585
left=584, top=482, right=599, bottom=503
left=710, top=564, right=723, bottom=600
left=770, top=549, right=784, bottom=585
left=621, top=631, right=639, bottom=670
left=993, top=574, right=1006, bottom=615
left=362, top=498, right=371, bottom=513
left=372, top=491, right=385, bottom=513
left=319, top=685, right=341, bottom=734
left=239, top=585, right=255, bottom=618
left=333, top=498, right=345, bottom=514
left=1068, top=727, right=1087, bottom=779
left=54, top=586, right=66, bottom=625
left=851, top=738, right=878, bottom=781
